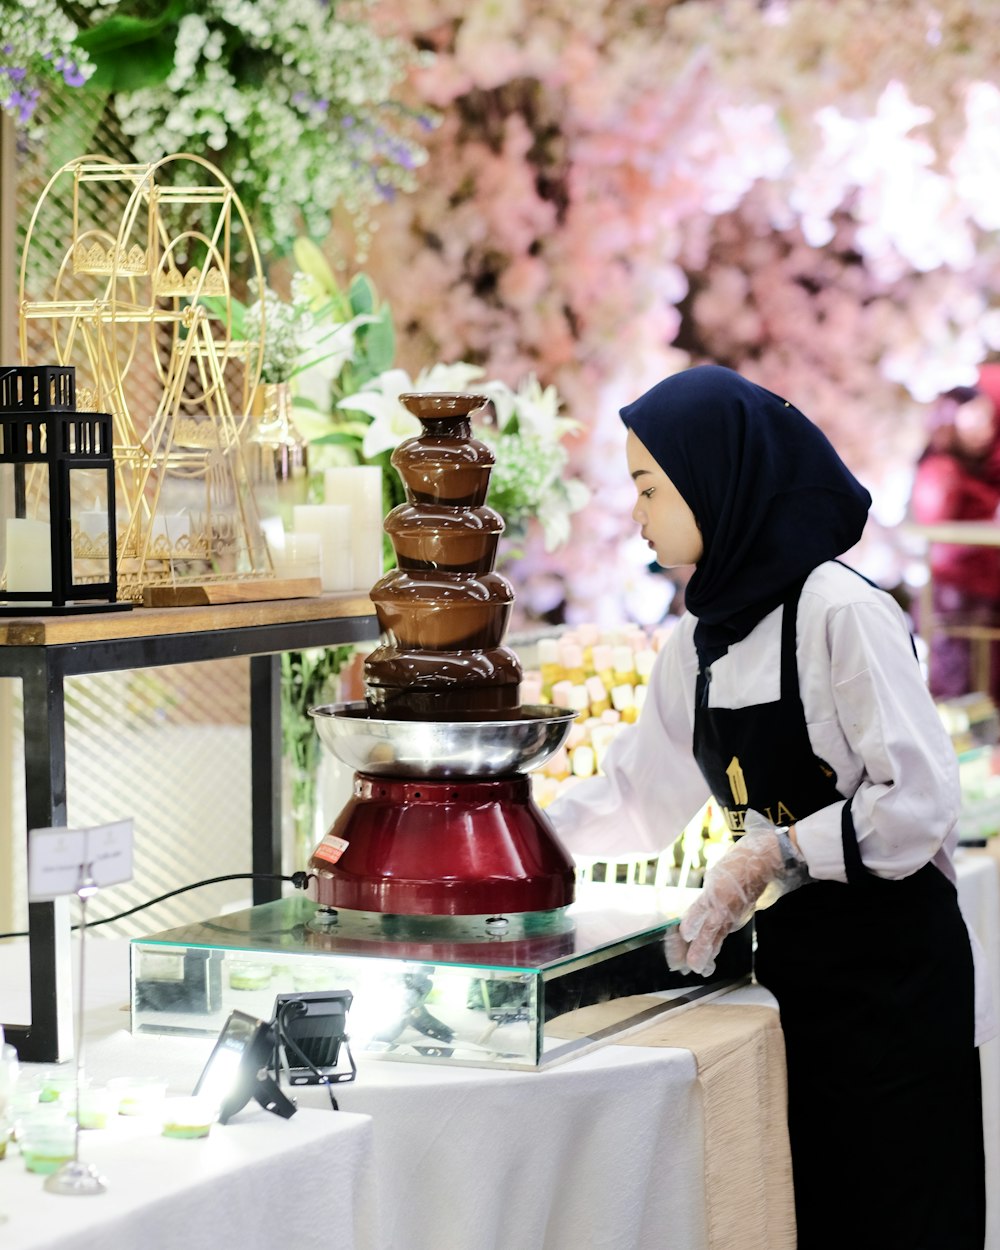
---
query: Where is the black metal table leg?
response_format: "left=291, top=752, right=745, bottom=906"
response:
left=7, top=650, right=75, bottom=1061
left=250, top=652, right=283, bottom=903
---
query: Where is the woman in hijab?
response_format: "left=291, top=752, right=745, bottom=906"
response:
left=910, top=364, right=1000, bottom=703
left=549, top=365, right=990, bottom=1250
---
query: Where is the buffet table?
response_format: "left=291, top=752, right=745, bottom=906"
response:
left=2, top=849, right=998, bottom=1250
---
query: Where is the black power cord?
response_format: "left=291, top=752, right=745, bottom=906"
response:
left=0, top=871, right=313, bottom=941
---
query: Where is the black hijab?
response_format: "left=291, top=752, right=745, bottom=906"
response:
left=620, top=365, right=871, bottom=665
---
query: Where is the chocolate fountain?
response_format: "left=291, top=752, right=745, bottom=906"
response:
left=306, top=392, right=577, bottom=925
left=129, top=398, right=744, bottom=1065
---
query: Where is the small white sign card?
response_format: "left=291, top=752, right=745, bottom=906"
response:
left=27, top=820, right=134, bottom=902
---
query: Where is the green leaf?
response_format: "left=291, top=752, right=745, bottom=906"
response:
left=199, top=294, right=248, bottom=341
left=309, top=429, right=369, bottom=447
left=87, top=42, right=176, bottom=93
left=74, top=3, right=189, bottom=54
left=348, top=273, right=376, bottom=316
left=292, top=238, right=337, bottom=294
left=74, top=1, right=191, bottom=92
left=363, top=308, right=396, bottom=375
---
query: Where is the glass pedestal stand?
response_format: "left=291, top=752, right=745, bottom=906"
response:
left=131, top=887, right=752, bottom=1071
left=45, top=879, right=108, bottom=1196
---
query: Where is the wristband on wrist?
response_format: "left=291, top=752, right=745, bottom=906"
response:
left=775, top=827, right=802, bottom=872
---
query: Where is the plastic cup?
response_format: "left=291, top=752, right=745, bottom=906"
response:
left=107, top=1076, right=168, bottom=1117
left=19, top=1112, right=76, bottom=1175
left=161, top=1096, right=218, bottom=1140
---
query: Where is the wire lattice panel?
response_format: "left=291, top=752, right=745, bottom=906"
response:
left=7, top=659, right=253, bottom=940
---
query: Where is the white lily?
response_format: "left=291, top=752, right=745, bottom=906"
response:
left=477, top=379, right=518, bottom=430
left=293, top=314, right=378, bottom=414
left=338, top=368, right=422, bottom=458
left=513, top=374, right=570, bottom=439
left=537, top=478, right=591, bottom=551
left=415, top=361, right=487, bottom=392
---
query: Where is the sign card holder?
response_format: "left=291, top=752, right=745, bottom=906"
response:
left=26, top=819, right=134, bottom=1196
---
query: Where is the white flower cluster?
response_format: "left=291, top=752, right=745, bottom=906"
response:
left=109, top=0, right=430, bottom=251
left=478, top=376, right=591, bottom=552
left=245, top=285, right=305, bottom=383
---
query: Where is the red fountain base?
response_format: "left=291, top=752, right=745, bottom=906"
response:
left=307, top=772, right=576, bottom=916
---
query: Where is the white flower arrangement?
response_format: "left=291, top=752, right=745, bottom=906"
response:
left=237, top=241, right=590, bottom=555
left=241, top=276, right=376, bottom=385
left=337, top=365, right=591, bottom=553
left=476, top=376, right=592, bottom=553
left=41, top=0, right=433, bottom=253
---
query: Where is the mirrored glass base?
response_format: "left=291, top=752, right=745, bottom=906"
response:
left=130, top=885, right=752, bottom=1070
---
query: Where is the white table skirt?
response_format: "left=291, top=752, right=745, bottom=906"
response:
left=2, top=849, right=998, bottom=1250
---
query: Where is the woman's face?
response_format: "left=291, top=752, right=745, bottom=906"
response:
left=626, top=429, right=703, bottom=568
left=954, top=393, right=997, bottom=458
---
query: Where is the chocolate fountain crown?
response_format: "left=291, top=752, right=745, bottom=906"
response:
left=364, top=392, right=523, bottom=718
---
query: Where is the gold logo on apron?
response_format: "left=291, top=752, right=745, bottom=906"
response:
left=726, top=756, right=748, bottom=805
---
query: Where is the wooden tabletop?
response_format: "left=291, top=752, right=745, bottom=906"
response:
left=902, top=521, right=1000, bottom=547
left=0, top=590, right=376, bottom=647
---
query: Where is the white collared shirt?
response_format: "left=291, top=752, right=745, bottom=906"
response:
left=548, top=560, right=996, bottom=1043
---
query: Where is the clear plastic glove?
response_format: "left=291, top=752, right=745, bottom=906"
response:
left=666, top=810, right=809, bottom=977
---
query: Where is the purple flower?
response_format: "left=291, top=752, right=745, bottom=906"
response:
left=5, top=87, right=40, bottom=124
left=61, top=63, right=86, bottom=88
left=3, top=66, right=27, bottom=82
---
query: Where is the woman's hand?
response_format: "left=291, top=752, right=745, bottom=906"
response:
left=666, top=812, right=808, bottom=976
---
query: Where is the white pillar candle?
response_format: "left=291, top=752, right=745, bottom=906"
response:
left=293, top=503, right=353, bottom=591
left=5, top=517, right=52, bottom=593
left=273, top=531, right=322, bottom=581
left=78, top=511, right=108, bottom=541
left=323, top=465, right=383, bottom=590
left=151, top=512, right=191, bottom=548
left=259, top=516, right=286, bottom=574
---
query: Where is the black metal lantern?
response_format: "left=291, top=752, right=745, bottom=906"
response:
left=0, top=364, right=129, bottom=614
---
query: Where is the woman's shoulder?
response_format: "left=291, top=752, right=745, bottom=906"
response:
left=802, top=561, right=908, bottom=630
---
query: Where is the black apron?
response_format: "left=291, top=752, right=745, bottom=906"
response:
left=693, top=577, right=985, bottom=1250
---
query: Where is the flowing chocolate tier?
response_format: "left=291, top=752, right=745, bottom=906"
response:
left=364, top=392, right=522, bottom=716
left=385, top=502, right=504, bottom=572
left=364, top=645, right=523, bottom=717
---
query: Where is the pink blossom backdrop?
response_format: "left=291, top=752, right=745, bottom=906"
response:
left=344, top=0, right=1000, bottom=625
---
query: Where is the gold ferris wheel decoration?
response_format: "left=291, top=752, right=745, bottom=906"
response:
left=18, top=152, right=273, bottom=602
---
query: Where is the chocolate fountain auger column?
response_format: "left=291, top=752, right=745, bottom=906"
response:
left=307, top=392, right=578, bottom=928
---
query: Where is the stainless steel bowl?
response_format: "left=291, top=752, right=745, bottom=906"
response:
left=309, top=701, right=577, bottom=779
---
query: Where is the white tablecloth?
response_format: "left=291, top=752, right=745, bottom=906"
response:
left=0, top=1104, right=376, bottom=1250
left=3, top=849, right=998, bottom=1250
left=0, top=936, right=714, bottom=1250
